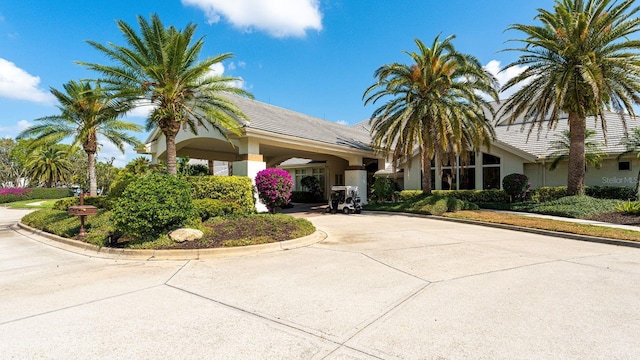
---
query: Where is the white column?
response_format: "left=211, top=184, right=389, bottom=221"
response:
left=345, top=157, right=368, bottom=204
left=233, top=138, right=268, bottom=212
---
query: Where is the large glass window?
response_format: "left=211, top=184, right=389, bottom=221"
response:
left=294, top=169, right=306, bottom=191
left=482, top=153, right=501, bottom=189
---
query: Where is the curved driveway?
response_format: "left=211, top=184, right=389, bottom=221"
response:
left=1, top=208, right=640, bottom=359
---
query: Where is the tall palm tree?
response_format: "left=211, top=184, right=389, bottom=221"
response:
left=18, top=80, right=141, bottom=196
left=24, top=145, right=72, bottom=188
left=548, top=129, right=606, bottom=170
left=363, top=35, right=498, bottom=194
left=79, top=14, right=253, bottom=175
left=500, top=0, right=640, bottom=195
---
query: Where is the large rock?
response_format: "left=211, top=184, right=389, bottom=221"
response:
left=169, top=228, right=204, bottom=243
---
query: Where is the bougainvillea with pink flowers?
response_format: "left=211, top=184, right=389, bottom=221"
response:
left=254, top=168, right=293, bottom=213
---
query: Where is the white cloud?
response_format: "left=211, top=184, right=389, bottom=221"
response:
left=182, top=0, right=323, bottom=38
left=0, top=58, right=54, bottom=104
left=97, top=139, right=133, bottom=168
left=125, top=100, right=155, bottom=119
left=208, top=62, right=225, bottom=77
left=484, top=60, right=530, bottom=100
left=0, top=119, right=31, bottom=138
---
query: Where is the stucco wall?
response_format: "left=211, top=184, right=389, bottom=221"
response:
left=526, top=157, right=640, bottom=188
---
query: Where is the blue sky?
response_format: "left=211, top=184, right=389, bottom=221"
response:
left=0, top=0, right=555, bottom=166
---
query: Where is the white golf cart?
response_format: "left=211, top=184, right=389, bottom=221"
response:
left=326, top=185, right=362, bottom=214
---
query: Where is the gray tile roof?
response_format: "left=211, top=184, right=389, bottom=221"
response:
left=229, top=95, right=372, bottom=151
left=494, top=111, right=640, bottom=158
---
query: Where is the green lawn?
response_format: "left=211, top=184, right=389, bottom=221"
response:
left=2, top=199, right=58, bottom=209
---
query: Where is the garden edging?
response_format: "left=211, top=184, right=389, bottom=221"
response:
left=15, top=222, right=327, bottom=260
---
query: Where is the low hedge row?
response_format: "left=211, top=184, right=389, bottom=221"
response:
left=0, top=187, right=73, bottom=204
left=399, top=186, right=636, bottom=205
left=53, top=196, right=113, bottom=211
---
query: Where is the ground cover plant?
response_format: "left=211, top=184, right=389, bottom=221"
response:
left=364, top=193, right=479, bottom=215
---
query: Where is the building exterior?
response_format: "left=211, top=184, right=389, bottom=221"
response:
left=140, top=95, right=640, bottom=204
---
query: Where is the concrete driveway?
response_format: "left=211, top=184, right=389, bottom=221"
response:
left=2, top=208, right=640, bottom=359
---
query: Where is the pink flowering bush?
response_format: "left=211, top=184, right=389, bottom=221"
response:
left=0, top=188, right=29, bottom=204
left=255, top=168, right=293, bottom=213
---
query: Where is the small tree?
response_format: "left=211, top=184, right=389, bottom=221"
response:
left=300, top=175, right=323, bottom=201
left=255, top=168, right=293, bottom=213
left=502, top=173, right=530, bottom=202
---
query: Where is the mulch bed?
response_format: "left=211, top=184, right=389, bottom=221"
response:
left=584, top=212, right=640, bottom=226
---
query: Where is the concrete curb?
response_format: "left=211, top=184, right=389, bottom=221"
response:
left=15, top=222, right=327, bottom=260
left=369, top=211, right=640, bottom=249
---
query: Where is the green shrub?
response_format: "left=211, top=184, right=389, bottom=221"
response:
left=531, top=186, right=635, bottom=202
left=108, top=173, right=141, bottom=199
left=399, top=190, right=424, bottom=201
left=187, top=176, right=254, bottom=213
left=511, top=195, right=618, bottom=218
left=366, top=194, right=478, bottom=215
left=432, top=189, right=509, bottom=203
left=531, top=186, right=568, bottom=202
left=371, top=176, right=399, bottom=202
left=300, top=175, right=323, bottom=200
left=586, top=186, right=636, bottom=200
left=193, top=198, right=245, bottom=220
left=21, top=209, right=114, bottom=246
left=616, top=200, right=640, bottom=215
left=112, top=173, right=195, bottom=238
left=28, top=188, right=73, bottom=199
left=53, top=196, right=113, bottom=211
left=502, top=173, right=530, bottom=202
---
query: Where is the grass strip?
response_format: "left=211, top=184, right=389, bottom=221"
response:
left=441, top=210, right=640, bottom=242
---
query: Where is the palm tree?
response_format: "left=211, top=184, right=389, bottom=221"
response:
left=24, top=145, right=72, bottom=188
left=18, top=80, right=141, bottom=196
left=500, top=0, right=640, bottom=195
left=363, top=35, right=498, bottom=194
left=548, top=129, right=606, bottom=170
left=79, top=14, right=253, bottom=175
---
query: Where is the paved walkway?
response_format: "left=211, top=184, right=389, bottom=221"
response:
left=2, top=208, right=640, bottom=359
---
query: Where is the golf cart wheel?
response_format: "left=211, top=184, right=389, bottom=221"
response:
left=355, top=209, right=361, bottom=214
left=343, top=207, right=351, bottom=215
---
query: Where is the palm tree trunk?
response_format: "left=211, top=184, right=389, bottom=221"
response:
left=567, top=113, right=586, bottom=196
left=88, top=152, right=97, bottom=196
left=421, top=151, right=432, bottom=195
left=166, top=133, right=178, bottom=175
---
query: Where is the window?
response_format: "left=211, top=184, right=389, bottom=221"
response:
left=312, top=168, right=325, bottom=193
left=482, top=153, right=501, bottom=190
left=334, top=173, right=344, bottom=186
left=294, top=169, right=306, bottom=191
left=619, top=161, right=631, bottom=171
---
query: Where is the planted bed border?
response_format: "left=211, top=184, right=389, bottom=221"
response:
left=15, top=222, right=327, bottom=260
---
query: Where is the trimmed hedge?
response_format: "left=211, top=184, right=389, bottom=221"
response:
left=21, top=209, right=113, bottom=247
left=399, top=189, right=509, bottom=203
left=0, top=187, right=72, bottom=204
left=187, top=176, right=254, bottom=213
left=531, top=186, right=636, bottom=202
left=193, top=198, right=246, bottom=220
